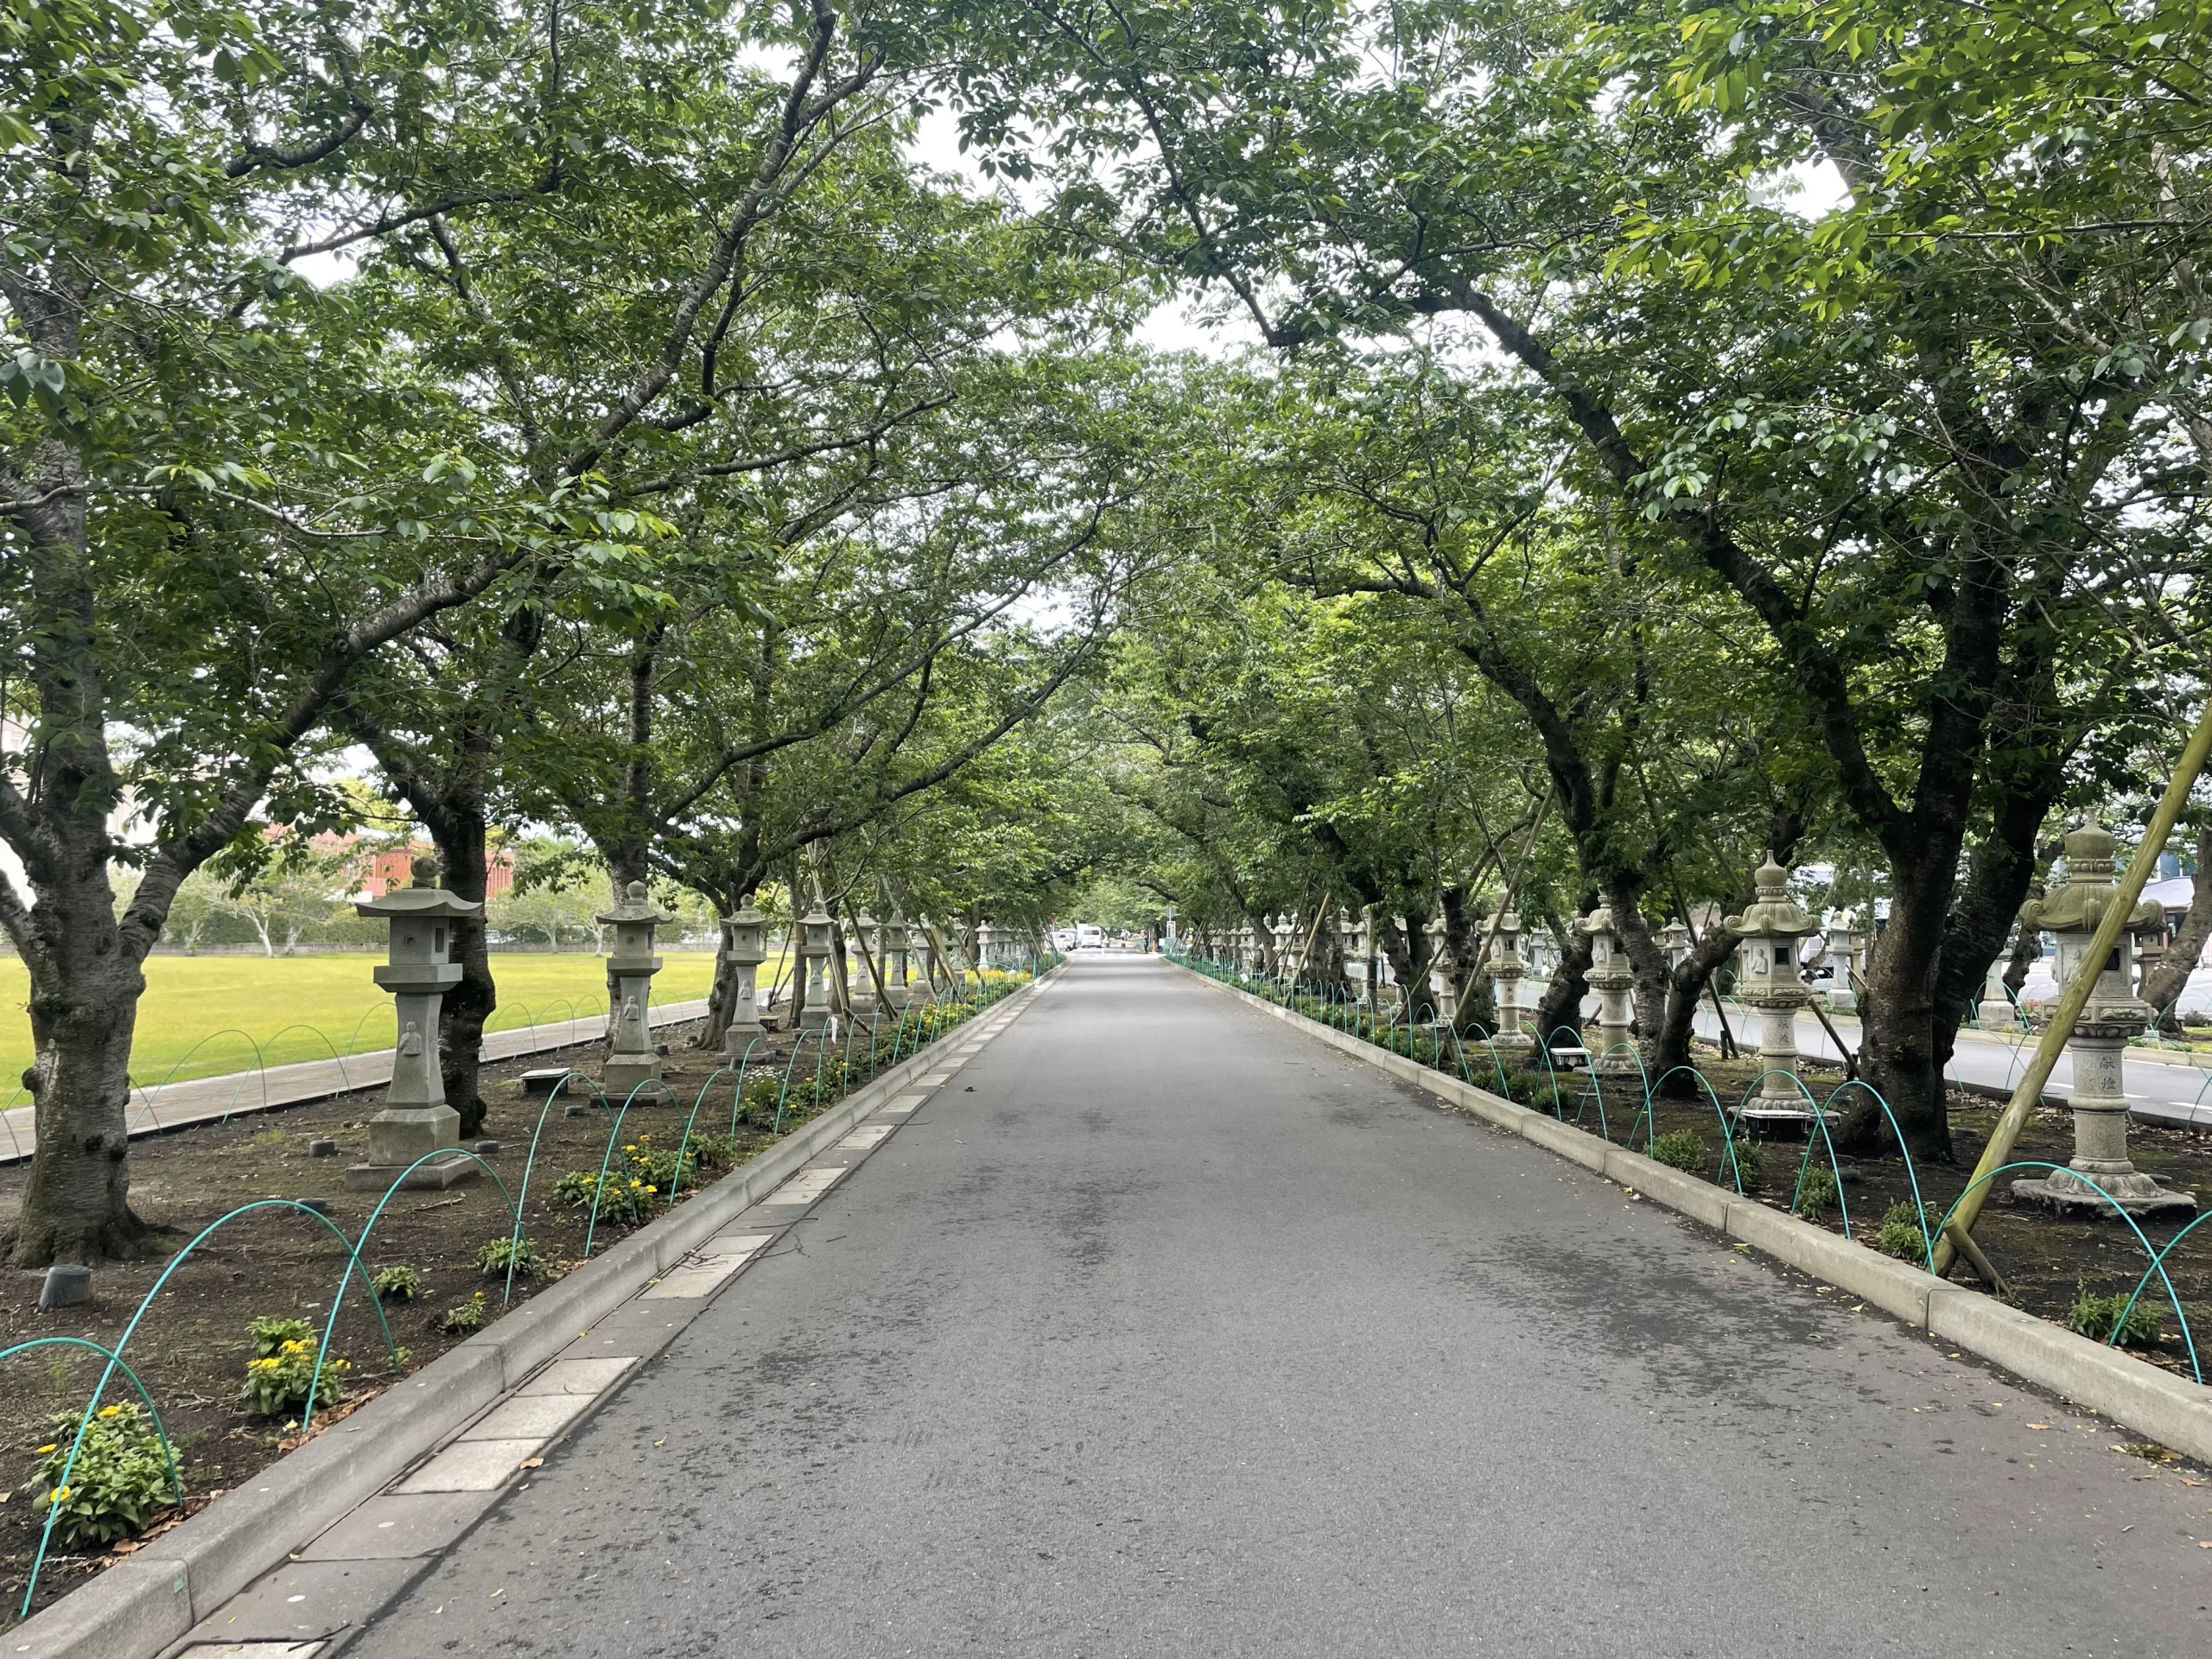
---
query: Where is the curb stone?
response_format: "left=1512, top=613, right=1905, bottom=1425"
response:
left=1177, top=964, right=2212, bottom=1465
left=5, top=972, right=1057, bottom=1659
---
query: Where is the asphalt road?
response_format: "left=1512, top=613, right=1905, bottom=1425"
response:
left=351, top=957, right=2212, bottom=1657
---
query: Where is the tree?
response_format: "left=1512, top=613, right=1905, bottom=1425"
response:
left=212, top=850, right=340, bottom=957
left=942, top=0, right=2212, bottom=1155
left=0, top=0, right=899, bottom=1261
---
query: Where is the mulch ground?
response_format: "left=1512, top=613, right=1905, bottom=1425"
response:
left=0, top=1017, right=906, bottom=1621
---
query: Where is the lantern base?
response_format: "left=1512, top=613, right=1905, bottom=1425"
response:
left=597, top=1057, right=669, bottom=1106
left=1732, top=1103, right=1836, bottom=1141
left=2011, top=1167, right=2197, bottom=1218
left=346, top=1152, right=480, bottom=1192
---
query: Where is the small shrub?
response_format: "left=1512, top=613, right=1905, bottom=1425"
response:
left=372, top=1265, right=424, bottom=1303
left=477, top=1235, right=543, bottom=1280
left=1870, top=1200, right=1928, bottom=1264
left=734, top=1071, right=784, bottom=1128
left=1647, top=1129, right=1706, bottom=1173
left=1725, top=1138, right=1764, bottom=1185
left=1793, top=1166, right=1837, bottom=1219
left=690, top=1133, right=741, bottom=1173
left=439, top=1291, right=489, bottom=1335
left=31, top=1403, right=177, bottom=1550
left=246, top=1314, right=314, bottom=1357
left=241, top=1333, right=346, bottom=1416
left=552, top=1168, right=658, bottom=1227
left=621, top=1134, right=690, bottom=1190
left=2066, top=1282, right=2164, bottom=1347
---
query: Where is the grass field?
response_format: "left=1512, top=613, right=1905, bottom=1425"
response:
left=0, top=950, right=792, bottom=1099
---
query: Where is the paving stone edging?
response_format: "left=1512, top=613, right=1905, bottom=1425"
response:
left=9, top=976, right=1058, bottom=1659
left=1178, top=965, right=2212, bottom=1465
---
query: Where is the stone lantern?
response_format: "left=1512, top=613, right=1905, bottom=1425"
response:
left=348, top=858, right=482, bottom=1189
left=798, top=893, right=835, bottom=1030
left=1274, top=913, right=1297, bottom=980
left=1725, top=855, right=1819, bottom=1134
left=846, top=912, right=878, bottom=1020
left=880, top=912, right=912, bottom=1009
left=977, top=918, right=1001, bottom=972
left=1164, top=903, right=1178, bottom=944
left=596, top=880, right=674, bottom=1103
left=910, top=918, right=938, bottom=999
left=1578, top=904, right=1637, bottom=1074
left=1658, top=919, right=1692, bottom=972
left=1423, top=914, right=1455, bottom=1025
left=1489, top=910, right=1534, bottom=1054
left=719, top=897, right=769, bottom=1059
left=2012, top=823, right=2196, bottom=1217
left=1825, top=913, right=1865, bottom=1014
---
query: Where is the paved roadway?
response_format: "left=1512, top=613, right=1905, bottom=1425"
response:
left=350, top=957, right=2210, bottom=1657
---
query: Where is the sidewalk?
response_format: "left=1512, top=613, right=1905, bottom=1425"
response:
left=0, top=999, right=712, bottom=1165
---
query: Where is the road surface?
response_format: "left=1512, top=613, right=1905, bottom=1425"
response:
left=336, top=956, right=2209, bottom=1657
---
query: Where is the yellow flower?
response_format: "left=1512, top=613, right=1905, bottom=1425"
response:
left=34, top=1443, right=56, bottom=1454
left=50, top=1487, right=69, bottom=1503
left=97, top=1404, right=122, bottom=1418
left=644, top=1185, right=658, bottom=1194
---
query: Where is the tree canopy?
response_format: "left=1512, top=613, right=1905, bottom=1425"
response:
left=7, top=0, right=2212, bottom=1255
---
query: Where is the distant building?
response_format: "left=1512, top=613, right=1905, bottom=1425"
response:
left=309, top=833, right=515, bottom=899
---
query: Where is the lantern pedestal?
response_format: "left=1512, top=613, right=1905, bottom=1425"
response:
left=346, top=874, right=482, bottom=1191
left=2012, top=1024, right=2198, bottom=1216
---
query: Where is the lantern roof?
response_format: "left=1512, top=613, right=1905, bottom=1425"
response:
left=1725, top=854, right=1815, bottom=938
left=356, top=885, right=480, bottom=921
left=2020, top=819, right=2163, bottom=934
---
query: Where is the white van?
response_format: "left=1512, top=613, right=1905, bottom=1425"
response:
left=1076, top=923, right=1104, bottom=950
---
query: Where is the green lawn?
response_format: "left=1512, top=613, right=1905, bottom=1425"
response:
left=0, top=950, right=784, bottom=1100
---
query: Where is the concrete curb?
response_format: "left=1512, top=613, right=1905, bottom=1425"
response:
left=7, top=976, right=1056, bottom=1658
left=1177, top=965, right=2212, bottom=1464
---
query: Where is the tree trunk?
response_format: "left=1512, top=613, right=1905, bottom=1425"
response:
left=1533, top=919, right=1592, bottom=1054
left=1650, top=913, right=1745, bottom=1093
left=426, top=820, right=497, bottom=1140
left=1439, top=887, right=1496, bottom=1034
left=1376, top=907, right=1435, bottom=1023
left=701, top=905, right=740, bottom=1052
left=2144, top=823, right=2212, bottom=1033
left=6, top=859, right=160, bottom=1266
left=1850, top=864, right=1955, bottom=1160
left=1609, top=880, right=1670, bottom=1062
